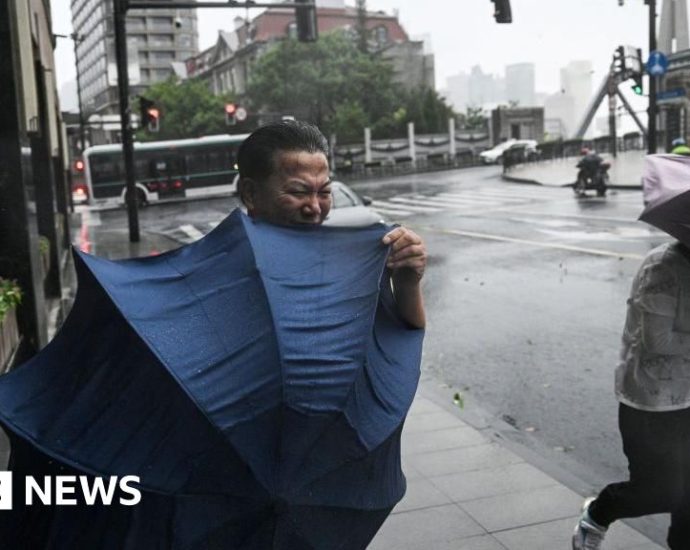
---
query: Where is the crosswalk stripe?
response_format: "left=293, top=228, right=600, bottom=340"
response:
left=372, top=199, right=441, bottom=213
left=404, top=195, right=477, bottom=208
left=179, top=224, right=205, bottom=241
left=431, top=193, right=525, bottom=205
left=373, top=207, right=413, bottom=217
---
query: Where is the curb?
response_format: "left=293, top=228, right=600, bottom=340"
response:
left=501, top=173, right=642, bottom=191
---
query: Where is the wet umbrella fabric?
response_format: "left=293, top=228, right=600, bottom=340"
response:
left=0, top=209, right=423, bottom=549
left=640, top=154, right=690, bottom=246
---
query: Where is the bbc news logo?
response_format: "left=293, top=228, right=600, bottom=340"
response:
left=0, top=472, right=141, bottom=510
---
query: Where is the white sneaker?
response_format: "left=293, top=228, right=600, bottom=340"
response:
left=572, top=497, right=607, bottom=550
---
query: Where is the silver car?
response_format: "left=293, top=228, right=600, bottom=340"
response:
left=324, top=181, right=385, bottom=227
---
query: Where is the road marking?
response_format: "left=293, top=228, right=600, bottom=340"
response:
left=179, top=224, right=205, bottom=241
left=413, top=225, right=645, bottom=260
left=373, top=206, right=414, bottom=217
left=436, top=192, right=527, bottom=203
left=494, top=209, right=642, bottom=224
left=372, top=199, right=441, bottom=213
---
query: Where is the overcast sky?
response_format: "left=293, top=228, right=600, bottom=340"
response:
left=51, top=0, right=652, bottom=110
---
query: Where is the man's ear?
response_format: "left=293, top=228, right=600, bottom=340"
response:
left=238, top=178, right=256, bottom=211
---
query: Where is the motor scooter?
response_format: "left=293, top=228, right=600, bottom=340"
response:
left=573, top=154, right=610, bottom=197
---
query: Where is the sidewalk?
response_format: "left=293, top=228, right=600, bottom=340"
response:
left=504, top=151, right=646, bottom=189
left=40, top=217, right=665, bottom=549
left=369, top=378, right=664, bottom=550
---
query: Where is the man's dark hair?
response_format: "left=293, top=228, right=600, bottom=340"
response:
left=237, top=120, right=329, bottom=182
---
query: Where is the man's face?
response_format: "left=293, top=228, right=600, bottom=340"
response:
left=244, top=150, right=332, bottom=226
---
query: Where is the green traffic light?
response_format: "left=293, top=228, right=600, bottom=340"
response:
left=632, top=85, right=643, bottom=95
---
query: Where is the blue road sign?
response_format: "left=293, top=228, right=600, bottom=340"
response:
left=646, top=50, right=669, bottom=76
left=657, top=88, right=686, bottom=101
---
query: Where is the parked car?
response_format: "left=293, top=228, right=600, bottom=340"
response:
left=479, top=139, right=539, bottom=165
left=324, top=181, right=385, bottom=227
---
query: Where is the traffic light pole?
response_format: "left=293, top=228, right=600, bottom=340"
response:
left=647, top=0, right=658, bottom=154
left=114, top=0, right=140, bottom=242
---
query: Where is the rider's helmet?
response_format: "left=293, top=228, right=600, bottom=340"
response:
left=672, top=137, right=687, bottom=147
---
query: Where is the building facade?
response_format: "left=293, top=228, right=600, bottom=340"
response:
left=71, top=0, right=199, bottom=118
left=184, top=2, right=434, bottom=98
left=491, top=106, right=545, bottom=144
left=505, top=63, right=536, bottom=107
left=1, top=0, right=72, bottom=364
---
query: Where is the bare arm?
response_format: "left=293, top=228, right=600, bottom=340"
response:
left=382, top=227, right=427, bottom=329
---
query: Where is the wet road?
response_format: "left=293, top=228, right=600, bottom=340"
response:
left=77, top=165, right=672, bottom=496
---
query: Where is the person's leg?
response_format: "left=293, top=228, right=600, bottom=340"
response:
left=588, top=404, right=685, bottom=527
left=666, top=407, right=690, bottom=550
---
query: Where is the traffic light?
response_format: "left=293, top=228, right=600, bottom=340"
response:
left=613, top=45, right=626, bottom=74
left=225, top=103, right=237, bottom=126
left=73, top=159, right=85, bottom=172
left=295, top=0, right=318, bottom=42
left=491, top=0, right=512, bottom=23
left=632, top=73, right=644, bottom=95
left=139, top=96, right=160, bottom=132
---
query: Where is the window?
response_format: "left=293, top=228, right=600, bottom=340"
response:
left=151, top=51, right=174, bottom=63
left=150, top=35, right=174, bottom=47
left=287, top=22, right=297, bottom=39
left=374, top=26, right=388, bottom=45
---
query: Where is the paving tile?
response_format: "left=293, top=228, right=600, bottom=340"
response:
left=459, top=485, right=583, bottom=532
left=400, top=457, right=424, bottom=481
left=408, top=397, right=441, bottom=416
left=402, top=426, right=488, bottom=456
left=369, top=504, right=486, bottom=550
left=393, top=477, right=453, bottom=513
left=406, top=443, right=524, bottom=478
left=431, top=462, right=557, bottom=502
left=403, top=410, right=465, bottom=434
left=493, top=516, right=663, bottom=550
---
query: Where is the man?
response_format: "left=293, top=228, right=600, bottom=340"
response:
left=237, top=120, right=427, bottom=328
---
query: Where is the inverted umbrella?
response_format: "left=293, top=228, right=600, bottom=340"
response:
left=640, top=154, right=690, bottom=246
left=0, top=209, right=423, bottom=549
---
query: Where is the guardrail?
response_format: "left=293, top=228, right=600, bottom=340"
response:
left=335, top=148, right=485, bottom=180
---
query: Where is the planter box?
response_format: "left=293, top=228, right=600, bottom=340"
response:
left=0, top=307, right=20, bottom=373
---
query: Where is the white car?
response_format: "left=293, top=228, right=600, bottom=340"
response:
left=324, top=181, right=385, bottom=227
left=479, top=139, right=539, bottom=165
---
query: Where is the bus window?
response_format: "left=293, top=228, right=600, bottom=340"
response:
left=90, top=153, right=122, bottom=185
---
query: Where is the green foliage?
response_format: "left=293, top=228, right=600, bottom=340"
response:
left=247, top=31, right=454, bottom=142
left=135, top=78, right=239, bottom=141
left=462, top=106, right=488, bottom=131
left=0, top=279, right=22, bottom=322
left=38, top=235, right=50, bottom=256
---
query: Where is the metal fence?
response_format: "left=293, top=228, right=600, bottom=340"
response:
left=502, top=132, right=648, bottom=174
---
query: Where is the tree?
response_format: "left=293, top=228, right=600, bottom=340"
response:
left=462, top=106, right=487, bottom=131
left=134, top=78, right=238, bottom=141
left=247, top=31, right=397, bottom=137
left=247, top=30, right=455, bottom=142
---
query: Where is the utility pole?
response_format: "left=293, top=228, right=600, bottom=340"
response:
left=608, top=75, right=618, bottom=158
left=647, top=0, right=658, bottom=153
left=72, top=33, right=87, bottom=153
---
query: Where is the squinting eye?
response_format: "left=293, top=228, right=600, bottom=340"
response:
left=319, top=190, right=332, bottom=197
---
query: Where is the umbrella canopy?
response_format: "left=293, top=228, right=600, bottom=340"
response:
left=640, top=154, right=690, bottom=246
left=0, top=210, right=423, bottom=549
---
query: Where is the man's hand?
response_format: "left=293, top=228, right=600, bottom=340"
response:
left=382, top=227, right=426, bottom=328
left=382, top=227, right=427, bottom=283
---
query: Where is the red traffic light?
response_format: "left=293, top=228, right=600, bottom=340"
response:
left=148, top=108, right=160, bottom=120
left=225, top=103, right=237, bottom=115
left=74, top=159, right=85, bottom=172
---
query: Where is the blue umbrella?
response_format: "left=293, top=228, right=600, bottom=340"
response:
left=0, top=210, right=423, bottom=549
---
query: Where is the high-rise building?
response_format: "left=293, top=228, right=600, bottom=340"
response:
left=505, top=63, right=535, bottom=106
left=71, top=0, right=198, bottom=117
left=560, top=60, right=592, bottom=131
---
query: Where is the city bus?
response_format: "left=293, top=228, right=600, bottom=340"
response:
left=83, top=134, right=249, bottom=207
